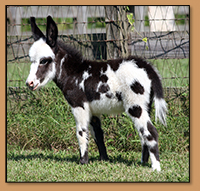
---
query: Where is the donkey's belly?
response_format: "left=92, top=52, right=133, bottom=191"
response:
left=89, top=96, right=124, bottom=115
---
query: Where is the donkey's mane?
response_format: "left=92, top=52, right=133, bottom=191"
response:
left=57, top=39, right=83, bottom=63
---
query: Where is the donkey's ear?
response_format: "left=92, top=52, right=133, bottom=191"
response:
left=30, top=17, right=45, bottom=41
left=46, top=16, right=58, bottom=47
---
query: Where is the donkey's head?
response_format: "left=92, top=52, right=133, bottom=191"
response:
left=26, top=16, right=58, bottom=91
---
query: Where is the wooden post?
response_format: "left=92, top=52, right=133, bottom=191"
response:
left=118, top=6, right=129, bottom=58
left=77, top=6, right=87, bottom=34
left=15, top=7, right=22, bottom=36
left=105, top=6, right=128, bottom=59
left=134, top=6, right=145, bottom=32
left=105, top=6, right=119, bottom=59
left=7, top=6, right=22, bottom=36
left=148, top=6, right=176, bottom=32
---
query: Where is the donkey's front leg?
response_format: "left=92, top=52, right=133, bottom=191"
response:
left=72, top=104, right=91, bottom=164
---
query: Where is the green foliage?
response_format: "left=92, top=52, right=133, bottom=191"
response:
left=127, top=13, right=135, bottom=29
left=127, top=13, right=148, bottom=49
left=142, top=37, right=147, bottom=43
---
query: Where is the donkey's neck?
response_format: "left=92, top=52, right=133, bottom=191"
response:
left=52, top=43, right=85, bottom=91
left=53, top=55, right=66, bottom=90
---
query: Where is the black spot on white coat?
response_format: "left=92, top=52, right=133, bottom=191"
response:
left=100, top=75, right=108, bottom=83
left=98, top=84, right=110, bottom=93
left=105, top=93, right=113, bottom=99
left=79, top=131, right=83, bottom=137
left=128, top=105, right=142, bottom=118
left=115, top=92, right=122, bottom=101
left=130, top=81, right=144, bottom=94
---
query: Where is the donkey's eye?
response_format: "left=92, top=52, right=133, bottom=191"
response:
left=40, top=59, right=48, bottom=64
left=40, top=57, right=52, bottom=65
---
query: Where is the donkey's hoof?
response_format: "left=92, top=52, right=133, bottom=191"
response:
left=152, top=162, right=161, bottom=172
left=80, top=155, right=88, bottom=164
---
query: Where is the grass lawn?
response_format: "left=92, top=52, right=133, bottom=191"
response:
left=152, top=59, right=189, bottom=87
left=7, top=147, right=189, bottom=182
left=6, top=88, right=189, bottom=182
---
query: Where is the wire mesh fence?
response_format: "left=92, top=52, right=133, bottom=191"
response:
left=7, top=6, right=189, bottom=108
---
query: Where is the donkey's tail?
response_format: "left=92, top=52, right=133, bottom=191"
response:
left=154, top=97, right=167, bottom=126
left=150, top=67, right=167, bottom=126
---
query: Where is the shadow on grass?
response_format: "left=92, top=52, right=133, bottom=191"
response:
left=7, top=151, right=151, bottom=168
left=7, top=152, right=79, bottom=163
left=107, top=154, right=151, bottom=168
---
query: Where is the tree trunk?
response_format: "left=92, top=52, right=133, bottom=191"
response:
left=118, top=6, right=129, bottom=58
left=104, top=6, right=129, bottom=59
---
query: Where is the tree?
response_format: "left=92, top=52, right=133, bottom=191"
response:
left=104, top=6, right=129, bottom=59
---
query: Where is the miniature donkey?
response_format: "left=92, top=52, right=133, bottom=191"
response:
left=26, top=16, right=167, bottom=171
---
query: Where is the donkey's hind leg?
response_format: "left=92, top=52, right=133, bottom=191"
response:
left=141, top=144, right=149, bottom=164
left=126, top=105, right=161, bottom=171
left=90, top=116, right=109, bottom=161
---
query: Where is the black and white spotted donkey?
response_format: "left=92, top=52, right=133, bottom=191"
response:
left=26, top=16, right=167, bottom=171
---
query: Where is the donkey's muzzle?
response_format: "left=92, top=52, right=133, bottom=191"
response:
left=26, top=81, right=38, bottom=91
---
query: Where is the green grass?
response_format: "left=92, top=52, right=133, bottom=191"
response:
left=7, top=84, right=189, bottom=182
left=7, top=147, right=189, bottom=182
left=151, top=59, right=189, bottom=87
left=7, top=59, right=189, bottom=87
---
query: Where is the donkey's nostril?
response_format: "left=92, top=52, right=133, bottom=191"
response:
left=28, top=81, right=34, bottom=87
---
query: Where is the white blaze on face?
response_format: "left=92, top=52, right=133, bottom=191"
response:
left=26, top=38, right=56, bottom=90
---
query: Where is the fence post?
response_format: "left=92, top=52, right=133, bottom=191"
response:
left=148, top=6, right=176, bottom=32
left=77, top=6, right=87, bottom=34
left=7, top=6, right=22, bottom=36
left=134, top=6, right=146, bottom=32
